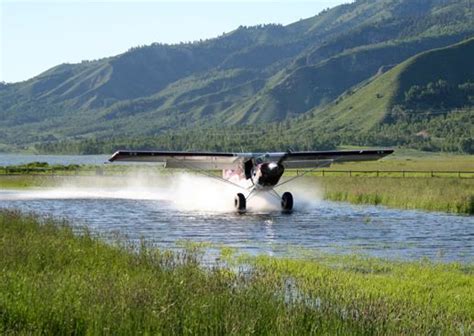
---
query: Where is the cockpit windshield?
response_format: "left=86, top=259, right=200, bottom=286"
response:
left=254, top=153, right=270, bottom=165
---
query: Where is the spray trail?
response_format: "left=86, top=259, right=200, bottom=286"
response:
left=0, top=173, right=323, bottom=213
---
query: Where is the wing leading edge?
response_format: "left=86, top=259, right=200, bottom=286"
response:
left=108, top=149, right=393, bottom=170
left=282, top=149, right=393, bottom=168
left=108, top=150, right=245, bottom=170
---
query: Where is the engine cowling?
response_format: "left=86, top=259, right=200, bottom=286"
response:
left=255, top=162, right=285, bottom=187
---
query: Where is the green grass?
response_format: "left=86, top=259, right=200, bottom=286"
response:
left=0, top=175, right=57, bottom=189
left=329, top=151, right=474, bottom=171
left=1, top=210, right=472, bottom=335
left=317, top=177, right=474, bottom=214
left=246, top=254, right=474, bottom=335
left=0, top=162, right=126, bottom=176
left=0, top=210, right=332, bottom=335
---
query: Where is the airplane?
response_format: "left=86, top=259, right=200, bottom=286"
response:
left=108, top=148, right=393, bottom=212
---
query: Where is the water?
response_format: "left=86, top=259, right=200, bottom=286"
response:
left=0, top=153, right=108, bottom=166
left=1, top=174, right=472, bottom=263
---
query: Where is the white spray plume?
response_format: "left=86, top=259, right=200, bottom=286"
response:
left=0, top=171, right=323, bottom=213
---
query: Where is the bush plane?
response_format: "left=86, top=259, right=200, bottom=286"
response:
left=109, top=149, right=393, bottom=212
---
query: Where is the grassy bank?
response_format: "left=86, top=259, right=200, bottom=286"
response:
left=0, top=162, right=132, bottom=176
left=316, top=177, right=474, bottom=214
left=247, top=255, right=473, bottom=335
left=330, top=150, right=474, bottom=171
left=0, top=211, right=473, bottom=335
left=0, top=175, right=57, bottom=189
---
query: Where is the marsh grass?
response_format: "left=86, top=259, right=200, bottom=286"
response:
left=317, top=177, right=474, bottom=214
left=329, top=153, right=474, bottom=172
left=245, top=254, right=474, bottom=335
left=0, top=175, right=57, bottom=189
left=1, top=210, right=472, bottom=335
left=0, top=162, right=166, bottom=177
left=0, top=210, right=361, bottom=335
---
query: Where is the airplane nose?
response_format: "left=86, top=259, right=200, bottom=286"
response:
left=256, top=162, right=285, bottom=187
left=268, top=162, right=278, bottom=170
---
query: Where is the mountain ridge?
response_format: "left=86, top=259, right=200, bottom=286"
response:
left=1, top=0, right=473, bottom=152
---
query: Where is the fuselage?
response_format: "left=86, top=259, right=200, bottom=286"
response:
left=252, top=162, right=285, bottom=189
left=223, top=158, right=285, bottom=190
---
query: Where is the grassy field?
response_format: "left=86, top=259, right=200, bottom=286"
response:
left=0, top=162, right=127, bottom=176
left=329, top=150, right=474, bottom=172
left=315, top=177, right=474, bottom=214
left=0, top=210, right=472, bottom=335
left=0, top=175, right=57, bottom=189
left=246, top=254, right=474, bottom=335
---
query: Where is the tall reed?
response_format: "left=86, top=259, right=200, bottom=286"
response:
left=317, top=177, right=474, bottom=214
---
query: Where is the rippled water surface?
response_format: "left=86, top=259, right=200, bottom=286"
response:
left=1, top=175, right=472, bottom=263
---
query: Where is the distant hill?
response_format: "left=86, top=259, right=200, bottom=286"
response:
left=1, top=0, right=473, bottom=153
left=290, top=37, right=474, bottom=153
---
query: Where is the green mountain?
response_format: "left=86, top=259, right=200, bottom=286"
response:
left=1, top=0, right=473, bottom=152
left=290, top=37, right=474, bottom=153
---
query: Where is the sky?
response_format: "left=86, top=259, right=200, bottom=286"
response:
left=1, top=0, right=350, bottom=83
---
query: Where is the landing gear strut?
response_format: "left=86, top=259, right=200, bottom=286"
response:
left=281, top=192, right=293, bottom=212
left=234, top=193, right=246, bottom=212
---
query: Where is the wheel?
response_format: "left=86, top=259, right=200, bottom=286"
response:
left=234, top=193, right=246, bottom=212
left=281, top=192, right=293, bottom=212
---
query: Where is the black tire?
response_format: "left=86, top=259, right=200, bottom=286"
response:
left=281, top=192, right=293, bottom=212
left=234, top=193, right=246, bottom=212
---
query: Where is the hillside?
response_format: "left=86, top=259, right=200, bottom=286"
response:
left=292, top=37, right=474, bottom=153
left=1, top=0, right=473, bottom=151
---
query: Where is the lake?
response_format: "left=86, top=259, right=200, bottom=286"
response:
left=1, top=173, right=472, bottom=263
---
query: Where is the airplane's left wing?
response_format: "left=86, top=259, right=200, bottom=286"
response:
left=281, top=149, right=394, bottom=169
left=108, top=150, right=246, bottom=170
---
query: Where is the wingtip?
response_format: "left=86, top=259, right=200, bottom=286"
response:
left=108, top=150, right=121, bottom=162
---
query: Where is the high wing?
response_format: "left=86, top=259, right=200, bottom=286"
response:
left=108, top=150, right=248, bottom=170
left=108, top=149, right=393, bottom=170
left=281, top=149, right=394, bottom=169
